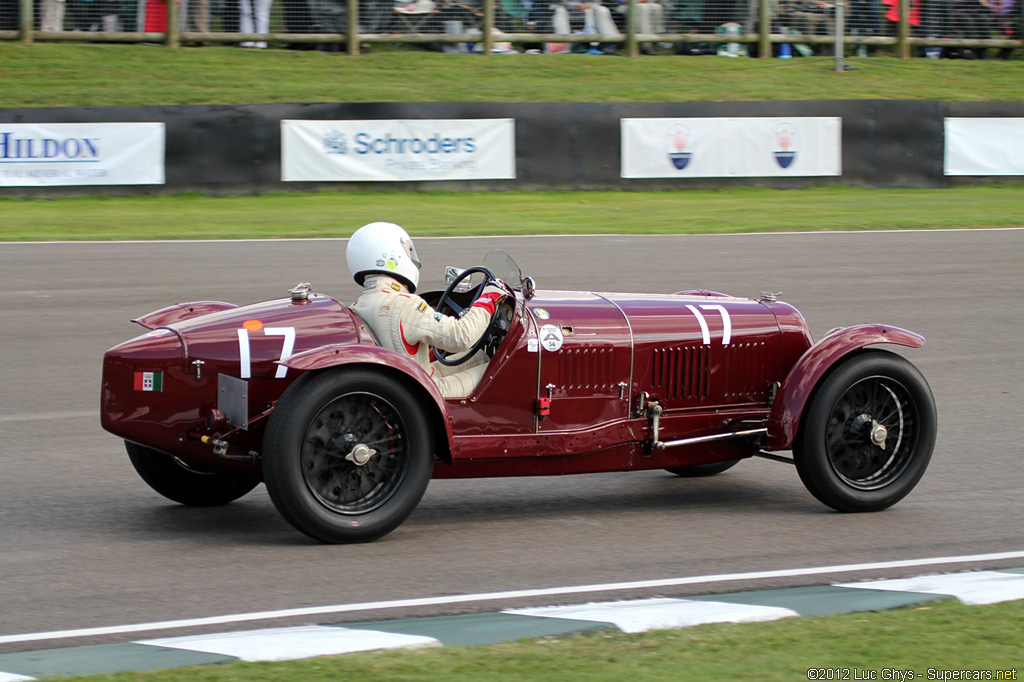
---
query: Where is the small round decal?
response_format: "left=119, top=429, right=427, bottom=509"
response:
left=539, top=324, right=564, bottom=352
left=533, top=308, right=551, bottom=320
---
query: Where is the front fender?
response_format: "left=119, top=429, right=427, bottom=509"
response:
left=281, top=344, right=454, bottom=463
left=766, top=324, right=925, bottom=450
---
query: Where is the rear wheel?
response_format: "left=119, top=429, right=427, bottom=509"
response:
left=794, top=351, right=936, bottom=512
left=126, top=441, right=260, bottom=506
left=665, top=459, right=740, bottom=477
left=262, top=368, right=434, bottom=543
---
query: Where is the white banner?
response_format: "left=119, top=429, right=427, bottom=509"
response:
left=0, top=123, right=165, bottom=187
left=282, top=119, right=515, bottom=182
left=621, top=117, right=842, bottom=178
left=945, top=118, right=1024, bottom=176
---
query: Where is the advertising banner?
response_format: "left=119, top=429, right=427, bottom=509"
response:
left=282, top=119, right=516, bottom=182
left=945, top=118, right=1024, bottom=176
left=621, top=117, right=842, bottom=179
left=0, top=123, right=165, bottom=187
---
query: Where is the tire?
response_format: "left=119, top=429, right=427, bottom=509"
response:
left=665, top=459, right=740, bottom=477
left=126, top=441, right=260, bottom=506
left=262, top=368, right=434, bottom=543
left=794, top=350, right=936, bottom=512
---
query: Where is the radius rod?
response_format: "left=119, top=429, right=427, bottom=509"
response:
left=647, top=402, right=767, bottom=451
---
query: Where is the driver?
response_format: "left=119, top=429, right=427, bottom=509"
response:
left=347, top=222, right=508, bottom=398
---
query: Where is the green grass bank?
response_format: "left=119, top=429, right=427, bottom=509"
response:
left=3, top=43, right=1024, bottom=108
left=2, top=186, right=1022, bottom=241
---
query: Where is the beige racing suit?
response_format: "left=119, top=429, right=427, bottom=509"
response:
left=351, top=274, right=495, bottom=397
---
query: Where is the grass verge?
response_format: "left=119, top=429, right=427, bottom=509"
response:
left=57, top=598, right=1023, bottom=682
left=2, top=185, right=1023, bottom=241
left=3, top=43, right=1024, bottom=108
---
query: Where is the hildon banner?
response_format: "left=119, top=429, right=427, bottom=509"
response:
left=621, top=117, right=842, bottom=179
left=0, top=123, right=165, bottom=187
left=281, top=118, right=516, bottom=182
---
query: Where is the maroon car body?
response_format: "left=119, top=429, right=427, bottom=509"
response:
left=102, top=251, right=936, bottom=543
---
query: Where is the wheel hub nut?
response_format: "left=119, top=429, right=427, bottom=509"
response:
left=870, top=420, right=888, bottom=449
left=345, top=443, right=377, bottom=466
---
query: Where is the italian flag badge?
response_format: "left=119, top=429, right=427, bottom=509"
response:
left=133, top=371, right=164, bottom=392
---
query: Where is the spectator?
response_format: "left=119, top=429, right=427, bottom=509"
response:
left=556, top=0, right=619, bottom=34
left=41, top=0, right=66, bottom=30
left=882, top=0, right=920, bottom=35
left=946, top=0, right=991, bottom=57
left=789, top=0, right=835, bottom=42
left=634, top=0, right=666, bottom=53
left=240, top=0, right=271, bottom=46
left=982, top=0, right=1017, bottom=56
left=185, top=0, right=210, bottom=37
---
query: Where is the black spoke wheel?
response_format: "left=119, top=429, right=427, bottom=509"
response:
left=794, top=350, right=936, bottom=512
left=126, top=441, right=260, bottom=506
left=263, top=368, right=433, bottom=543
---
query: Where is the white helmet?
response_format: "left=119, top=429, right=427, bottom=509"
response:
left=346, top=222, right=422, bottom=292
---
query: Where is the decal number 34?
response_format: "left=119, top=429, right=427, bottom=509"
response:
left=238, top=327, right=296, bottom=379
left=685, top=304, right=732, bottom=345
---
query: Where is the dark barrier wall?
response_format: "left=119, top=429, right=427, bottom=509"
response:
left=1, top=100, right=1021, bottom=197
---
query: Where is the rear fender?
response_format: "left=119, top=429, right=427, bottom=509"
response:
left=766, top=324, right=925, bottom=450
left=132, top=301, right=237, bottom=329
left=281, top=345, right=454, bottom=464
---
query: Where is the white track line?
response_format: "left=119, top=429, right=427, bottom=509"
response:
left=2, top=551, right=1023, bottom=646
left=2, top=227, right=1022, bottom=246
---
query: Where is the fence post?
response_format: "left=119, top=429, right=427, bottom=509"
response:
left=347, top=0, right=358, bottom=55
left=483, top=0, right=494, bottom=54
left=897, top=0, right=910, bottom=58
left=834, top=0, right=845, bottom=70
left=626, top=0, right=638, bottom=56
left=758, top=0, right=770, bottom=57
left=165, top=0, right=179, bottom=47
left=19, top=0, right=32, bottom=43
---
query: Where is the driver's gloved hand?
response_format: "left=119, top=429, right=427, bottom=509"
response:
left=472, top=281, right=510, bottom=316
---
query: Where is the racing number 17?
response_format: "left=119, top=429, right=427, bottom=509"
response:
left=238, top=327, right=296, bottom=379
left=685, top=304, right=732, bottom=345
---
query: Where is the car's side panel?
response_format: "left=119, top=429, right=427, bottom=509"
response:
left=531, top=292, right=633, bottom=433
left=446, top=300, right=541, bottom=441
left=606, top=294, right=786, bottom=416
left=765, top=324, right=926, bottom=450
left=444, top=291, right=804, bottom=469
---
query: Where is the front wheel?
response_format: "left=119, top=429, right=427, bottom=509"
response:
left=262, top=368, right=434, bottom=543
left=126, top=441, right=260, bottom=506
left=794, top=350, right=936, bottom=512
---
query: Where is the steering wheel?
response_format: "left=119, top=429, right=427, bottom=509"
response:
left=431, top=266, right=510, bottom=367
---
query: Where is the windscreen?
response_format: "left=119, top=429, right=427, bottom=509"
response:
left=482, top=250, right=523, bottom=291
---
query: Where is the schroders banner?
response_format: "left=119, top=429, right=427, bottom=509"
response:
left=281, top=119, right=516, bottom=182
left=0, top=123, right=165, bottom=187
left=945, top=118, right=1024, bottom=175
left=621, top=117, right=842, bottom=178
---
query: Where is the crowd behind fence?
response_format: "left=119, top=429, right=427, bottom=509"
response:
left=1, top=0, right=1020, bottom=58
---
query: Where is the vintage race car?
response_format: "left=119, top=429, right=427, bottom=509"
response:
left=101, top=250, right=937, bottom=543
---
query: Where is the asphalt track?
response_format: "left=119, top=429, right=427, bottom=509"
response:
left=1, top=229, right=1022, bottom=654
